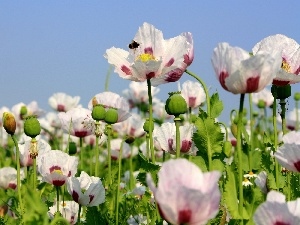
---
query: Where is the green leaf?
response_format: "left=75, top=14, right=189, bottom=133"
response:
left=211, top=159, right=224, bottom=172
left=193, top=112, right=224, bottom=158
left=224, top=167, right=240, bottom=219
left=210, top=92, right=224, bottom=118
left=86, top=206, right=108, bottom=225
left=189, top=155, right=208, bottom=172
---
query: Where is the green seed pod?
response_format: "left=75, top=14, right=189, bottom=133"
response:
left=294, top=92, right=300, bottom=101
left=104, top=108, right=118, bottom=124
left=92, top=104, right=106, bottom=121
left=271, top=84, right=291, bottom=99
left=257, top=100, right=266, bottom=109
left=223, top=141, right=232, bottom=158
left=24, top=116, right=41, bottom=138
left=143, top=118, right=154, bottom=133
left=68, top=142, right=77, bottom=155
left=2, top=112, right=16, bottom=135
left=165, top=92, right=187, bottom=117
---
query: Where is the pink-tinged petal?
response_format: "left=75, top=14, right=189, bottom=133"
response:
left=133, top=22, right=164, bottom=57
left=274, top=143, right=300, bottom=172
left=182, top=32, right=194, bottom=66
left=49, top=165, right=62, bottom=173
left=178, top=209, right=192, bottom=224
left=74, top=130, right=88, bottom=138
left=164, top=68, right=184, bottom=82
left=57, top=104, right=65, bottom=112
left=104, top=47, right=135, bottom=80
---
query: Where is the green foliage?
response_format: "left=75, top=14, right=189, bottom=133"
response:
left=189, top=155, right=207, bottom=172
left=224, top=166, right=240, bottom=219
left=210, top=92, right=224, bottom=118
left=86, top=206, right=108, bottom=225
left=136, top=153, right=160, bottom=186
left=193, top=110, right=224, bottom=164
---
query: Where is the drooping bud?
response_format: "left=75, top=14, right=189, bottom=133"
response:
left=2, top=112, right=16, bottom=135
left=104, top=108, right=118, bottom=124
left=24, top=116, right=41, bottom=138
left=92, top=104, right=106, bottom=121
left=165, top=92, right=187, bottom=117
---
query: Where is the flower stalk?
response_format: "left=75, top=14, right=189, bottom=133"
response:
left=147, top=79, right=155, bottom=163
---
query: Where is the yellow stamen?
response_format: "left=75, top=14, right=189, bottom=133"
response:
left=249, top=171, right=254, bottom=176
left=136, top=53, right=155, bottom=62
left=51, top=169, right=63, bottom=175
left=282, top=60, right=291, bottom=73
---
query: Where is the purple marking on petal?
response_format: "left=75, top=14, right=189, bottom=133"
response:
left=52, top=180, right=65, bottom=186
left=49, top=165, right=61, bottom=173
left=68, top=171, right=71, bottom=177
left=219, top=71, right=229, bottom=91
left=57, top=104, right=65, bottom=112
left=274, top=222, right=290, bottom=225
left=178, top=209, right=192, bottom=223
left=89, top=194, right=94, bottom=203
left=272, top=79, right=290, bottom=86
left=144, top=47, right=153, bottom=55
left=184, top=54, right=193, bottom=66
left=180, top=140, right=192, bottom=153
left=121, top=65, right=132, bottom=75
left=294, top=161, right=300, bottom=172
left=8, top=183, right=17, bottom=190
left=246, top=76, right=259, bottom=93
left=168, top=139, right=173, bottom=152
left=165, top=58, right=175, bottom=67
left=72, top=190, right=79, bottom=203
left=146, top=72, right=155, bottom=79
left=165, top=68, right=184, bottom=82
left=294, top=66, right=300, bottom=75
left=74, top=130, right=88, bottom=138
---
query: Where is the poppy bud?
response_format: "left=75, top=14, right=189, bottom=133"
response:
left=104, top=108, right=118, bottom=124
left=20, top=106, right=27, bottom=119
left=24, top=116, right=41, bottom=138
left=165, top=92, right=187, bottom=117
left=92, top=104, right=106, bottom=121
left=271, top=84, right=291, bottom=99
left=257, top=100, right=266, bottom=109
left=2, top=112, right=16, bottom=135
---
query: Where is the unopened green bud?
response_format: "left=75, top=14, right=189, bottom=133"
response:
left=165, top=92, right=187, bottom=117
left=92, top=104, right=106, bottom=121
left=294, top=92, right=300, bottom=101
left=20, top=106, right=27, bottom=118
left=68, top=142, right=77, bottom=155
left=2, top=112, right=16, bottom=135
left=24, top=116, right=41, bottom=138
left=143, top=118, right=154, bottom=133
left=104, top=108, right=118, bottom=124
left=125, top=136, right=135, bottom=144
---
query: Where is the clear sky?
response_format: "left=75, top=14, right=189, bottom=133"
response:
left=1, top=1, right=300, bottom=123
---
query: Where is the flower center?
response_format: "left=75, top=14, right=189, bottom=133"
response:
left=51, top=169, right=63, bottom=175
left=281, top=59, right=291, bottom=73
left=136, top=53, right=155, bottom=62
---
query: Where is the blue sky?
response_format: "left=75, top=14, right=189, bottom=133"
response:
left=1, top=1, right=300, bottom=123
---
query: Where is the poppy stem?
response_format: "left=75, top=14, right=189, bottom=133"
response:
left=116, top=139, right=124, bottom=224
left=237, top=93, right=245, bottom=220
left=185, top=69, right=210, bottom=117
left=11, top=134, right=24, bottom=217
left=248, top=94, right=254, bottom=172
left=147, top=79, right=155, bottom=163
left=106, top=124, right=112, bottom=185
left=175, top=117, right=181, bottom=158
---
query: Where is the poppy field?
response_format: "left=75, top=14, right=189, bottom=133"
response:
left=1, top=22, right=300, bottom=225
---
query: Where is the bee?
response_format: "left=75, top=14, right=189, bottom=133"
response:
left=128, top=40, right=140, bottom=50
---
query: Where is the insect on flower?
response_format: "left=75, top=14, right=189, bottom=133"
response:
left=128, top=40, right=140, bottom=50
